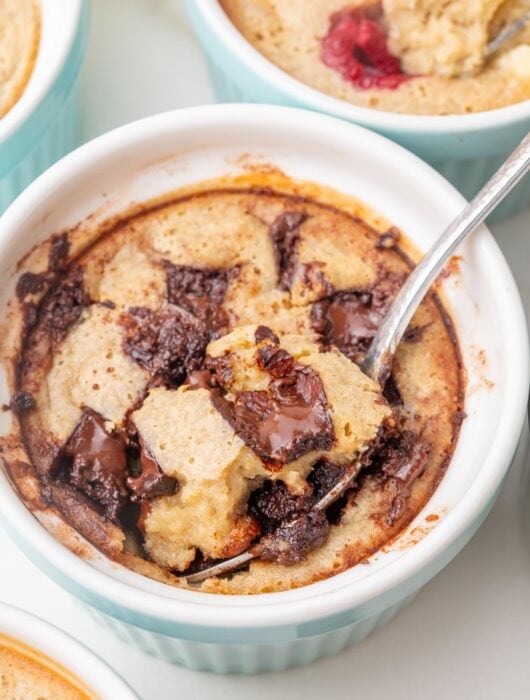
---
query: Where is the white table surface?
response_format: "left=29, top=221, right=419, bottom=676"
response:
left=2, top=2, right=530, bottom=698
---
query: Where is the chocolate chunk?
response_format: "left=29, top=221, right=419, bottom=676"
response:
left=127, top=438, right=178, bottom=501
left=121, top=305, right=210, bottom=388
left=249, top=481, right=309, bottom=534
left=269, top=210, right=308, bottom=290
left=16, top=272, right=46, bottom=300
left=164, top=262, right=237, bottom=334
left=100, top=299, right=116, bottom=309
left=308, top=460, right=346, bottom=503
left=40, top=267, right=90, bottom=342
left=312, top=270, right=406, bottom=362
left=59, top=409, right=128, bottom=521
left=204, top=353, right=233, bottom=387
left=369, top=431, right=431, bottom=525
left=9, top=391, right=36, bottom=414
left=256, top=510, right=329, bottom=565
left=48, top=233, right=70, bottom=273
left=255, top=325, right=279, bottom=344
left=216, top=334, right=335, bottom=465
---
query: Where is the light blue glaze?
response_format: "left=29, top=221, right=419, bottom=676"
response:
left=185, top=0, right=530, bottom=220
left=0, top=425, right=526, bottom=673
left=0, top=1, right=90, bottom=212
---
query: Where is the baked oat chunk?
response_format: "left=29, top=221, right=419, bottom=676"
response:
left=384, top=0, right=507, bottom=77
left=133, top=326, right=392, bottom=571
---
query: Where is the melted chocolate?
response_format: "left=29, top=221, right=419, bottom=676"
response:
left=269, top=211, right=308, bottom=290
left=58, top=409, right=128, bottom=521
left=127, top=438, right=178, bottom=501
left=312, top=270, right=406, bottom=361
left=213, top=332, right=335, bottom=465
left=121, top=305, right=209, bottom=388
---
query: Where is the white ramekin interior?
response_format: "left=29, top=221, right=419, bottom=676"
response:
left=0, top=105, right=527, bottom=631
left=0, top=0, right=82, bottom=144
left=194, top=0, right=530, bottom=136
left=0, top=602, right=137, bottom=698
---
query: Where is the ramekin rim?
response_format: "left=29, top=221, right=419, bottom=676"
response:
left=191, top=0, right=530, bottom=134
left=0, top=104, right=527, bottom=631
left=0, top=0, right=84, bottom=145
left=0, top=601, right=138, bottom=698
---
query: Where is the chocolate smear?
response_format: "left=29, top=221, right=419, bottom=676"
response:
left=269, top=211, right=308, bottom=290
left=40, top=267, right=90, bottom=343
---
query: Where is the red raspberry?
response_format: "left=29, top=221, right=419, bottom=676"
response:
left=321, top=7, right=413, bottom=90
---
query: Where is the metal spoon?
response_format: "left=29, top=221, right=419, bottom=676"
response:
left=186, top=133, right=530, bottom=584
left=486, top=10, right=530, bottom=58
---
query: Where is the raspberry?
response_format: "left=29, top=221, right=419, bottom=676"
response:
left=321, top=8, right=413, bottom=90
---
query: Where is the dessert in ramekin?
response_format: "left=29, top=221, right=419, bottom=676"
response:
left=219, top=0, right=530, bottom=115
left=5, top=182, right=462, bottom=595
left=0, top=0, right=89, bottom=213
left=0, top=602, right=138, bottom=698
left=187, top=0, right=530, bottom=218
left=0, top=105, right=527, bottom=673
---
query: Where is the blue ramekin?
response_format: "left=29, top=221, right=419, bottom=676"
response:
left=0, top=105, right=527, bottom=674
left=0, top=0, right=89, bottom=214
left=186, top=0, right=530, bottom=220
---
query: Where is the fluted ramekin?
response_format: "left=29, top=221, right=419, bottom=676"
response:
left=0, top=0, right=89, bottom=213
left=0, top=602, right=138, bottom=698
left=186, top=0, right=530, bottom=220
left=0, top=105, right=527, bottom=674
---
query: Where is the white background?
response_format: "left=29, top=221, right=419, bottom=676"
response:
left=2, top=1, right=530, bottom=698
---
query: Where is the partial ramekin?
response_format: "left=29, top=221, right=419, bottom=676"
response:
left=0, top=0, right=89, bottom=213
left=186, top=0, right=530, bottom=220
left=0, top=105, right=528, bottom=674
left=0, top=602, right=138, bottom=698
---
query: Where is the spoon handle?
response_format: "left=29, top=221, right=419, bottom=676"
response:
left=364, top=132, right=530, bottom=384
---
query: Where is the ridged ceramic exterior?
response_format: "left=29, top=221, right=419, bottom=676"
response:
left=0, top=3, right=89, bottom=213
left=189, top=5, right=530, bottom=221
left=1, top=423, right=520, bottom=675
left=84, top=596, right=414, bottom=674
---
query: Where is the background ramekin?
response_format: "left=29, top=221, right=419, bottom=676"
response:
left=186, top=0, right=530, bottom=221
left=0, top=105, right=528, bottom=674
left=0, top=602, right=138, bottom=698
left=0, top=0, right=89, bottom=213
